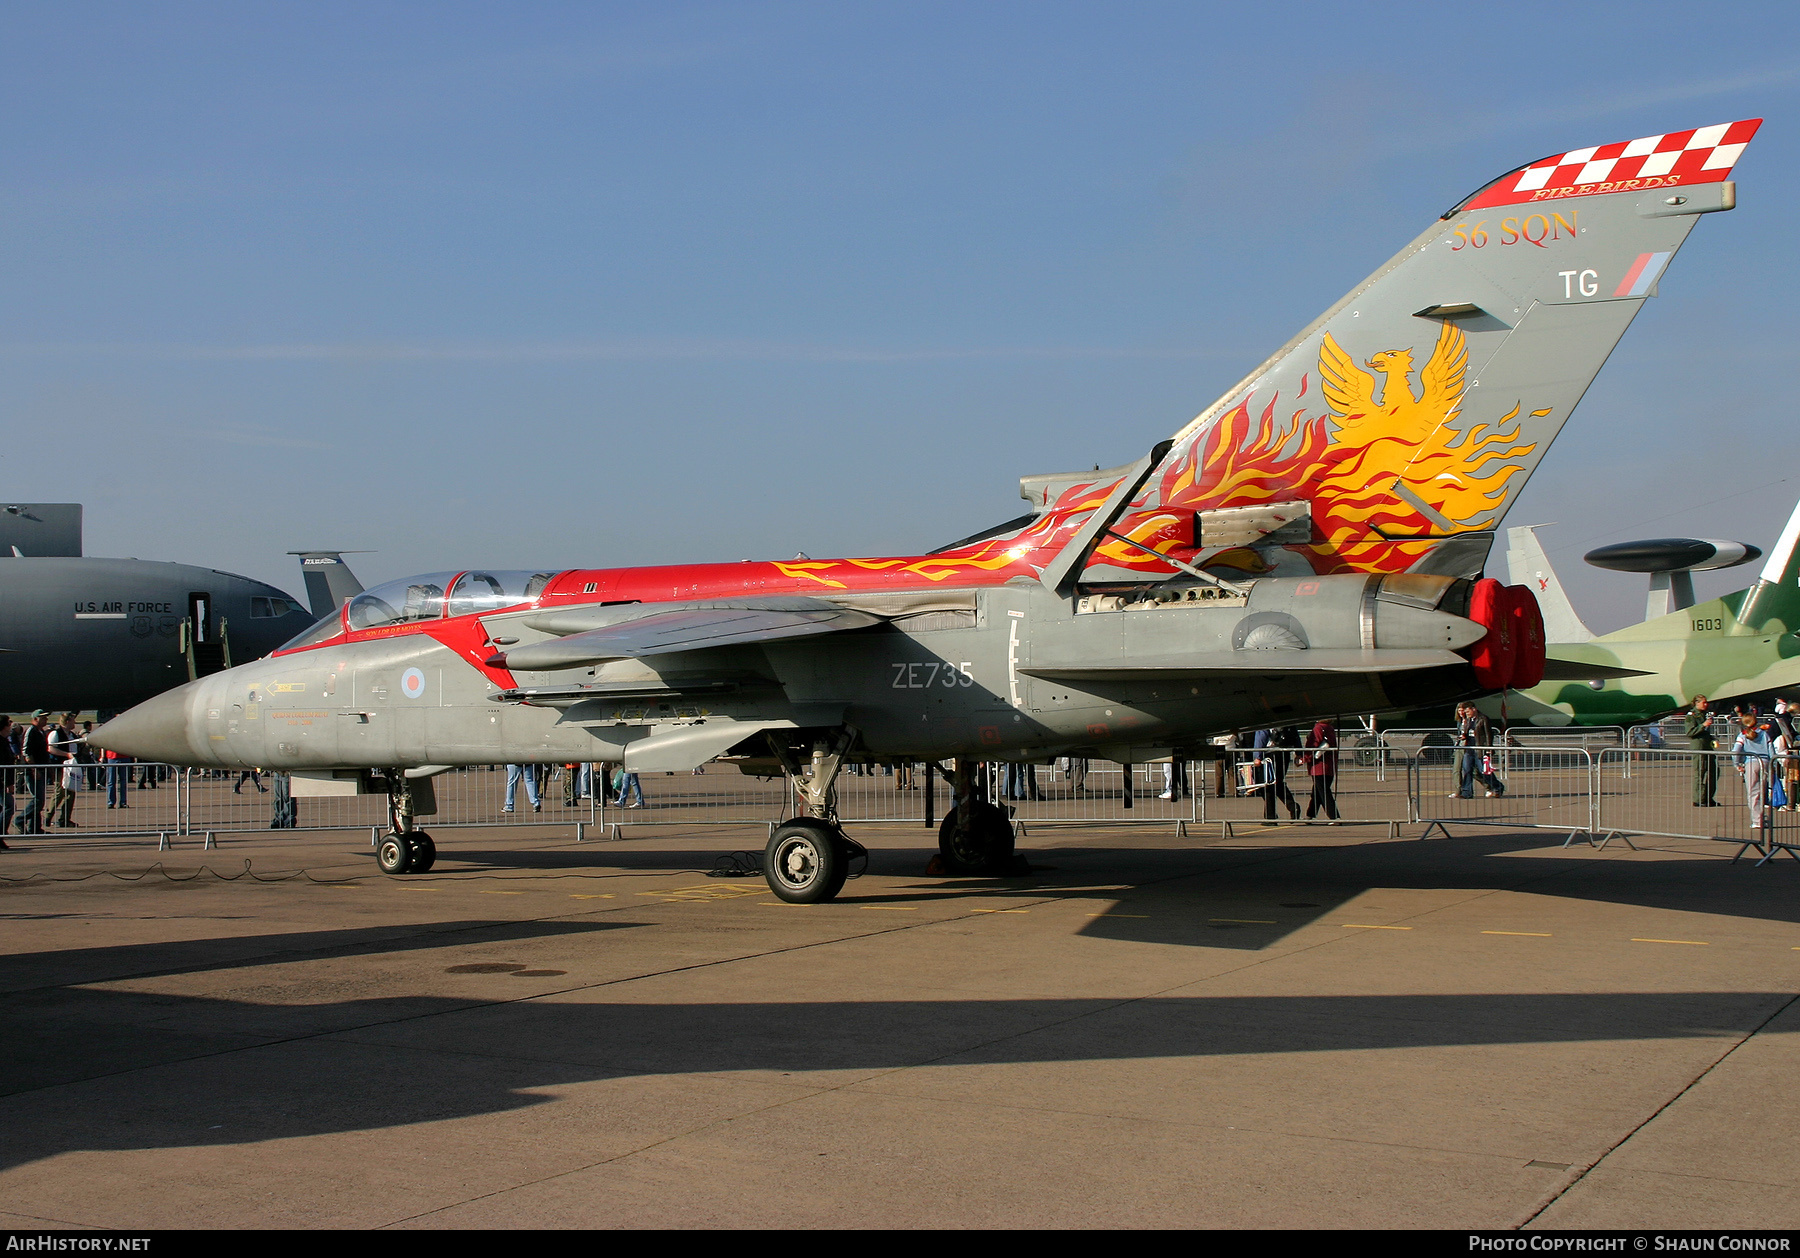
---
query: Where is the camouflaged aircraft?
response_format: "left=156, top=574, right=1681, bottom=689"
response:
left=1491, top=498, right=1800, bottom=728
left=93, top=118, right=1763, bottom=902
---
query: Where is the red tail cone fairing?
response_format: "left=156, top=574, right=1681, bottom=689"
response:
left=1507, top=584, right=1547, bottom=690
left=1466, top=578, right=1517, bottom=692
left=1463, top=579, right=1545, bottom=692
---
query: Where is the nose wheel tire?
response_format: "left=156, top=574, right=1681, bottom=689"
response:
left=764, top=819, right=849, bottom=904
left=938, top=801, right=1015, bottom=874
left=376, top=830, right=437, bottom=875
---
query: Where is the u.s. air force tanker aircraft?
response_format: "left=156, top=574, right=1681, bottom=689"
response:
left=95, top=118, right=1762, bottom=901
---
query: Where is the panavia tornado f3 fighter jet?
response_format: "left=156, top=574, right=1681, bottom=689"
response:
left=94, top=118, right=1762, bottom=901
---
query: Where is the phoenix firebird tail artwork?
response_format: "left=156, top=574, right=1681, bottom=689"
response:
left=935, top=118, right=1763, bottom=590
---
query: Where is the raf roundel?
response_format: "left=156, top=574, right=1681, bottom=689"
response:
left=400, top=667, right=426, bottom=700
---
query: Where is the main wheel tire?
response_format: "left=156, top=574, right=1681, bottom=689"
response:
left=407, top=832, right=437, bottom=873
left=376, top=832, right=411, bottom=875
left=820, top=835, right=856, bottom=901
left=937, top=800, right=1015, bottom=874
left=765, top=819, right=845, bottom=904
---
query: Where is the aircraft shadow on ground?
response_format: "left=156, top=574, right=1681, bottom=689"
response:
left=434, top=830, right=1800, bottom=953
left=3, top=966, right=1793, bottom=1171
left=1, top=918, right=640, bottom=994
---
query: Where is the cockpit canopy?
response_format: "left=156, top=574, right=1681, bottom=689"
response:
left=345, top=571, right=460, bottom=630
left=281, top=569, right=564, bottom=650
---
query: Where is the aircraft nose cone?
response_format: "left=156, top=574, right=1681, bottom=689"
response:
left=91, top=684, right=200, bottom=764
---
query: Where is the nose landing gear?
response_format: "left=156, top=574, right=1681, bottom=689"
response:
left=762, top=730, right=867, bottom=904
left=376, top=829, right=436, bottom=875
left=375, top=769, right=438, bottom=875
left=765, top=818, right=859, bottom=904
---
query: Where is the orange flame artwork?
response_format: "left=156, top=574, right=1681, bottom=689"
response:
left=1104, top=321, right=1546, bottom=577
left=717, top=323, right=1548, bottom=592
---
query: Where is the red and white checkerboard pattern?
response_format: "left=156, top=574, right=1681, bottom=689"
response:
left=1463, top=118, right=1761, bottom=210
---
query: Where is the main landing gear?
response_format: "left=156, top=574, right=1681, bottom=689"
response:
left=763, top=731, right=867, bottom=904
left=375, top=769, right=437, bottom=875
left=936, top=758, right=1017, bottom=875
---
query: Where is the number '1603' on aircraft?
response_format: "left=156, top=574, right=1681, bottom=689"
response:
left=94, top=119, right=1763, bottom=902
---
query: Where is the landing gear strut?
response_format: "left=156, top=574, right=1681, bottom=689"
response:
left=937, top=758, right=1016, bottom=874
left=376, top=769, right=436, bottom=875
left=763, top=730, right=866, bottom=904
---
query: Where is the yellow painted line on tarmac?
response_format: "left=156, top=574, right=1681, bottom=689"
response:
left=1484, top=931, right=1551, bottom=937
left=570, top=894, right=615, bottom=900
left=971, top=908, right=1028, bottom=914
left=1632, top=937, right=1709, bottom=946
left=480, top=890, right=525, bottom=896
left=860, top=905, right=918, bottom=911
left=1342, top=924, right=1411, bottom=930
left=640, top=884, right=766, bottom=902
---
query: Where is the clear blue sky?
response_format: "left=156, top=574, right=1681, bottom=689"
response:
left=5, top=1, right=1797, bottom=632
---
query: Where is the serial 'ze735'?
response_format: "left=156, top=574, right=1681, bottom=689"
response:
left=95, top=118, right=1763, bottom=902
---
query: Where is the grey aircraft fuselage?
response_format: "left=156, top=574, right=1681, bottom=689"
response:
left=91, top=569, right=1487, bottom=773
left=0, top=557, right=314, bottom=714
left=92, top=115, right=1762, bottom=780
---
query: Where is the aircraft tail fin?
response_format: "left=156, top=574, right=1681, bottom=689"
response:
left=1020, top=119, right=1764, bottom=587
left=1727, top=496, right=1800, bottom=633
left=1505, top=525, right=1592, bottom=642
left=289, top=551, right=368, bottom=621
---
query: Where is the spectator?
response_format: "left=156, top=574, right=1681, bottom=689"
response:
left=11, top=714, right=47, bottom=835
left=1303, top=719, right=1340, bottom=822
left=47, top=713, right=81, bottom=828
left=104, top=748, right=131, bottom=809
left=0, top=715, right=14, bottom=846
left=1732, top=713, right=1776, bottom=830
left=503, top=763, right=541, bottom=813
left=1004, top=762, right=1041, bottom=801
left=1452, top=702, right=1507, bottom=799
left=78, top=722, right=100, bottom=789
left=1773, top=699, right=1799, bottom=812
left=1253, top=727, right=1301, bottom=821
left=614, top=766, right=644, bottom=809
left=270, top=773, right=297, bottom=828
left=1686, top=694, right=1718, bottom=807
left=1158, top=759, right=1188, bottom=802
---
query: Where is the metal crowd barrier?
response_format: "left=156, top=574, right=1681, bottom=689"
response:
left=17, top=745, right=1800, bottom=867
left=10, top=755, right=1382, bottom=842
left=1597, top=747, right=1800, bottom=864
left=1413, top=744, right=1602, bottom=846
left=1197, top=748, right=1410, bottom=835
